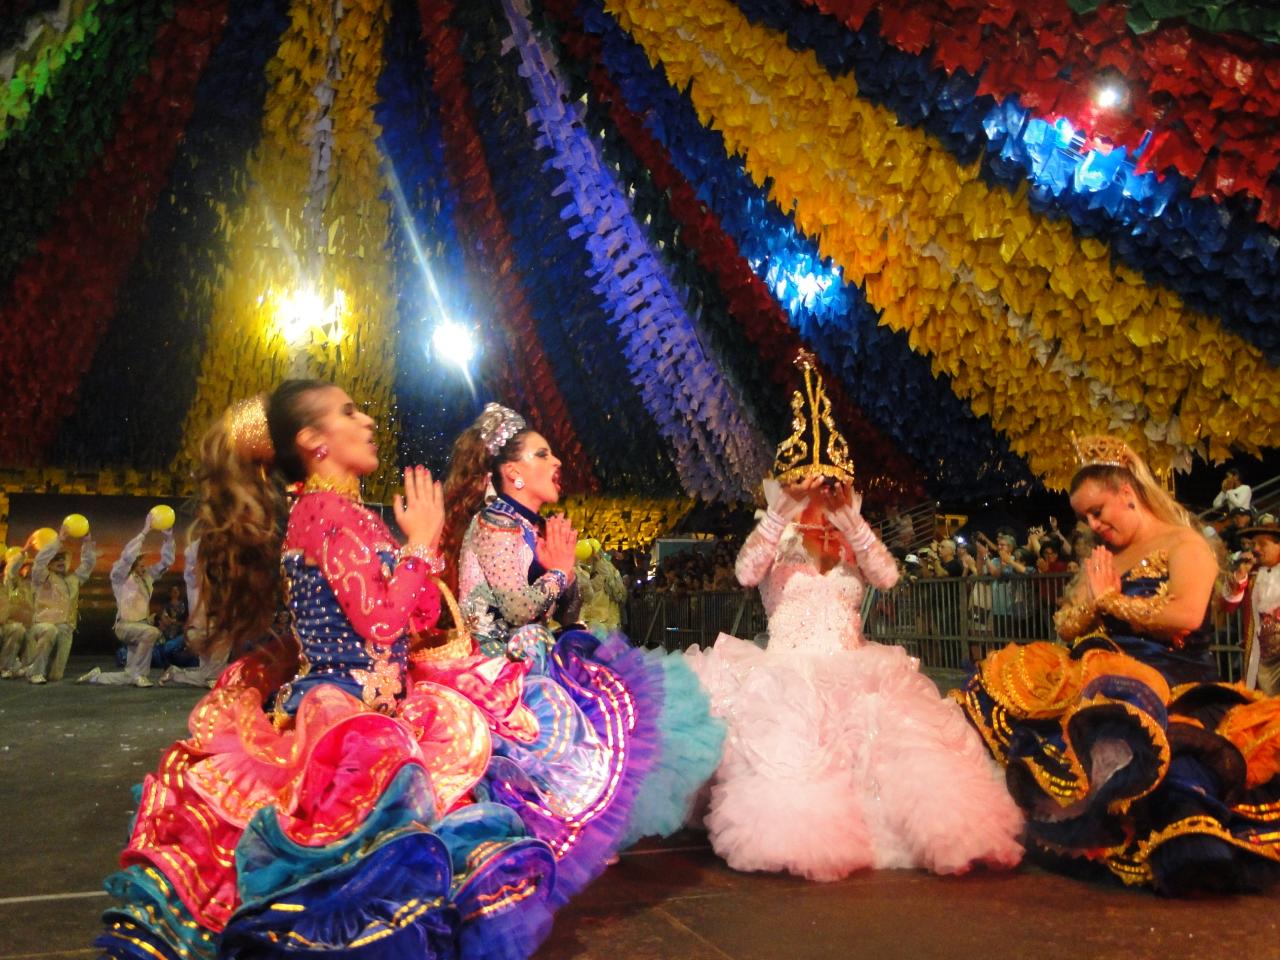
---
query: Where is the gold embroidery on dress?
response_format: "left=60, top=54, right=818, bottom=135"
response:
left=1096, top=581, right=1172, bottom=632
left=350, top=641, right=402, bottom=714
left=1121, top=549, right=1170, bottom=581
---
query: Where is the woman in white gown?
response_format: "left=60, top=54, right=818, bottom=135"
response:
left=686, top=354, right=1023, bottom=881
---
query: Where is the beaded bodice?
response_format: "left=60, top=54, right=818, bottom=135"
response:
left=759, top=531, right=868, bottom=654
left=280, top=551, right=409, bottom=713
left=458, top=495, right=580, bottom=656
left=276, top=491, right=438, bottom=714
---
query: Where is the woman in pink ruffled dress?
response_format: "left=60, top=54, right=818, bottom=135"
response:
left=686, top=355, right=1023, bottom=881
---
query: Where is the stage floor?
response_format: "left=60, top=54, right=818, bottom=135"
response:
left=2, top=656, right=1276, bottom=960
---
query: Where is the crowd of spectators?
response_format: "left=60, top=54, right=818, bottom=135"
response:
left=646, top=540, right=741, bottom=594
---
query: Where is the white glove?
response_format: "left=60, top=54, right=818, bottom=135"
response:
left=760, top=478, right=808, bottom=540
left=824, top=489, right=874, bottom=551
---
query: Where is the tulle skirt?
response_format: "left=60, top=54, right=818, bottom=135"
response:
left=686, top=633, right=1023, bottom=882
left=955, top=634, right=1280, bottom=894
left=97, top=629, right=723, bottom=959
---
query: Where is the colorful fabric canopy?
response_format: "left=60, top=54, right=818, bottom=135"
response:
left=0, top=0, right=1275, bottom=505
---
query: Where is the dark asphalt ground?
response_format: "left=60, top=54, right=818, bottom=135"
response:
left=2, top=655, right=1278, bottom=960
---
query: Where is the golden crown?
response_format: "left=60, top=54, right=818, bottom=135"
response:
left=772, top=352, right=856, bottom=486
left=1071, top=433, right=1135, bottom=470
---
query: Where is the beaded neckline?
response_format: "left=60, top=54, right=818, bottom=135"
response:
left=301, top=473, right=362, bottom=502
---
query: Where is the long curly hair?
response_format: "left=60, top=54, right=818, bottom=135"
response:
left=438, top=418, right=533, bottom=598
left=189, top=379, right=330, bottom=659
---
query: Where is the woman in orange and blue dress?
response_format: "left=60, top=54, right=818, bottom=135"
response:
left=96, top=381, right=587, bottom=960
left=956, top=435, right=1280, bottom=894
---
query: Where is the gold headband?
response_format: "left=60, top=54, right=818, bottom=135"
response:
left=227, top=395, right=274, bottom=464
left=772, top=351, right=856, bottom=486
left=1071, top=433, right=1136, bottom=471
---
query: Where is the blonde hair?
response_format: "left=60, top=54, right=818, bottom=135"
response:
left=1070, top=460, right=1195, bottom=531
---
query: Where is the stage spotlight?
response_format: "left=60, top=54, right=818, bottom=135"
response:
left=432, top=321, right=476, bottom=369
left=1093, top=80, right=1128, bottom=110
left=272, top=287, right=345, bottom=346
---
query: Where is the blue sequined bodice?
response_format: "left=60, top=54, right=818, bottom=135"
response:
left=280, top=550, right=409, bottom=713
left=1102, top=570, right=1215, bottom=686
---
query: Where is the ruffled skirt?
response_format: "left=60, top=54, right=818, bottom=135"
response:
left=955, top=634, right=1280, bottom=894
left=98, top=629, right=722, bottom=959
left=686, top=633, right=1023, bottom=882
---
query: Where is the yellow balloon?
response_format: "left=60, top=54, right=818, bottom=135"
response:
left=588, top=538, right=602, bottom=553
left=149, top=504, right=176, bottom=531
left=63, top=513, right=89, bottom=538
left=575, top=540, right=594, bottom=563
left=30, top=527, right=58, bottom=552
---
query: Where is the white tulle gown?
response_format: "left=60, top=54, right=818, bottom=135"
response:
left=686, top=507, right=1023, bottom=881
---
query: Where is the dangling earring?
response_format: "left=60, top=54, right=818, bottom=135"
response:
left=315, top=444, right=329, bottom=461
left=514, top=476, right=525, bottom=490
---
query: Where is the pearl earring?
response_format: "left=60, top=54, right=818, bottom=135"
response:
left=514, top=477, right=525, bottom=490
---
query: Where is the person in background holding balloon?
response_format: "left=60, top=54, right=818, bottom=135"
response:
left=79, top=511, right=174, bottom=687
left=0, top=546, right=29, bottom=677
left=575, top=538, right=627, bottom=632
left=20, top=518, right=96, bottom=684
left=1, top=538, right=41, bottom=678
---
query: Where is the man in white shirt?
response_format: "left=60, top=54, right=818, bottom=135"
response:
left=78, top=514, right=174, bottom=687
left=0, top=548, right=32, bottom=677
left=1212, top=468, right=1253, bottom=512
left=20, top=527, right=96, bottom=683
left=1223, top=523, right=1280, bottom=694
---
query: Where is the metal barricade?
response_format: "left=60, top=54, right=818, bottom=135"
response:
left=626, top=590, right=766, bottom=651
left=628, top=575, right=1247, bottom=681
left=863, top=573, right=1246, bottom=678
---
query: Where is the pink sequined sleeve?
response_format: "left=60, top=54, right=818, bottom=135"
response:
left=826, top=505, right=899, bottom=591
left=286, top=492, right=440, bottom=645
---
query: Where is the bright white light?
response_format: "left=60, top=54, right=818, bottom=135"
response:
left=794, top=271, right=829, bottom=303
left=274, top=287, right=344, bottom=346
left=1094, top=83, right=1125, bottom=109
left=433, top=321, right=476, bottom=368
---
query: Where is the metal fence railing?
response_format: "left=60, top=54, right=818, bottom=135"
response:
left=627, top=573, right=1247, bottom=682
left=626, top=590, right=767, bottom=652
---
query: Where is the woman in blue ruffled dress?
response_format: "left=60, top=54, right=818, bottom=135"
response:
left=435, top=403, right=725, bottom=893
left=95, top=381, right=663, bottom=960
left=956, top=434, right=1280, bottom=895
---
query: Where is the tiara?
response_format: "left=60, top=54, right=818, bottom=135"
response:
left=772, top=351, right=856, bottom=486
left=227, top=395, right=274, bottom=464
left=477, top=403, right=527, bottom=457
left=1072, top=433, right=1134, bottom=470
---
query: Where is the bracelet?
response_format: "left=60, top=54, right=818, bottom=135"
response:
left=398, top=543, right=446, bottom=575
left=759, top=510, right=789, bottom=541
left=1094, top=584, right=1171, bottom=631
